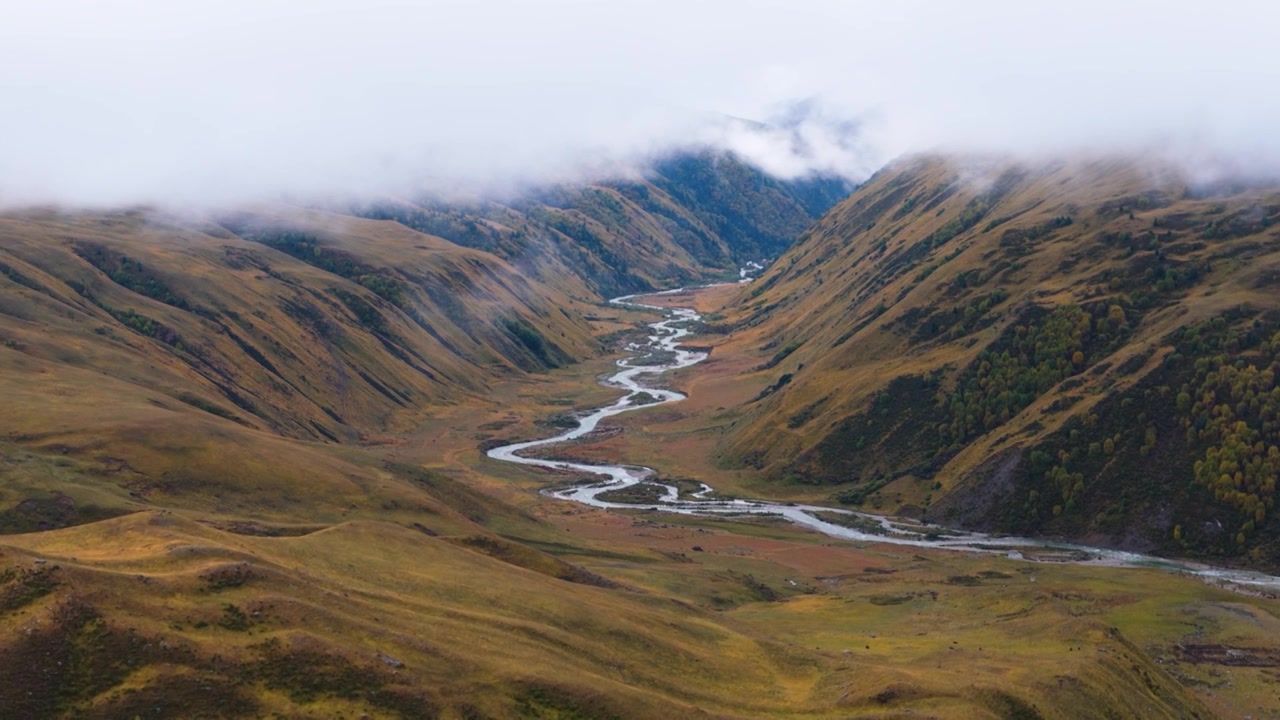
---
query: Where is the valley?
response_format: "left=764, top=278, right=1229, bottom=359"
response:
left=486, top=282, right=1280, bottom=590
left=460, top=281, right=1280, bottom=719
left=8, top=2, right=1280, bottom=716
left=2, top=153, right=1280, bottom=718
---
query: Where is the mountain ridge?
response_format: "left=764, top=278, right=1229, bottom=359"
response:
left=355, top=150, right=852, bottom=297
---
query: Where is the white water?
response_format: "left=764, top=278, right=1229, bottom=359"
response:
left=487, top=276, right=1280, bottom=590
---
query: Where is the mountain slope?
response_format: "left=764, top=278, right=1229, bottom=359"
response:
left=717, top=155, right=1280, bottom=563
left=0, top=509, right=1231, bottom=719
left=357, top=150, right=851, bottom=297
left=0, top=207, right=596, bottom=442
left=0, top=512, right=817, bottom=719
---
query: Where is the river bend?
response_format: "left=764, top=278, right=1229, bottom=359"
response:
left=487, top=284, right=1280, bottom=590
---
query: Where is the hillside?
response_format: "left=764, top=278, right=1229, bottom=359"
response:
left=356, top=150, right=851, bottom=297
left=715, top=155, right=1280, bottom=563
left=3, top=504, right=1246, bottom=719
left=0, top=161, right=865, bottom=717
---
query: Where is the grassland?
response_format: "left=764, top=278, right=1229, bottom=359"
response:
left=0, top=164, right=854, bottom=717
left=5, top=488, right=1277, bottom=718
left=3, top=155, right=1280, bottom=717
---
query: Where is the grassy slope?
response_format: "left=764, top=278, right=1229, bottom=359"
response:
left=709, top=155, right=1280, bottom=560
left=0, top=169, right=850, bottom=717
left=0, top=207, right=599, bottom=435
left=3, top=498, right=1264, bottom=719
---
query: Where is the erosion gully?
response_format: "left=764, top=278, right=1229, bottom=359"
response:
left=489, top=272, right=1280, bottom=591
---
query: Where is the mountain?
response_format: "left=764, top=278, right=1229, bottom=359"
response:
left=0, top=159, right=862, bottom=716
left=0, top=154, right=1271, bottom=718
left=717, top=154, right=1280, bottom=563
left=0, top=150, right=848, bottom=524
left=355, top=150, right=851, bottom=297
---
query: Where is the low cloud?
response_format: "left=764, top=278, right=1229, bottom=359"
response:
left=2, top=1, right=1278, bottom=207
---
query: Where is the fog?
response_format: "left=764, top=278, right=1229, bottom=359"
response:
left=2, top=0, right=1278, bottom=207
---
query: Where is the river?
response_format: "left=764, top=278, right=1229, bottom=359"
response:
left=488, top=281, right=1280, bottom=591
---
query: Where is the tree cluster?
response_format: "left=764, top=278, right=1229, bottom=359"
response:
left=1183, top=329, right=1280, bottom=543
left=938, top=302, right=1130, bottom=446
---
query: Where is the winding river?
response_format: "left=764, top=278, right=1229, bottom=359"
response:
left=488, top=280, right=1280, bottom=590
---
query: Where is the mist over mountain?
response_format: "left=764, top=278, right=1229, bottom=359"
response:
left=3, top=1, right=1279, bottom=207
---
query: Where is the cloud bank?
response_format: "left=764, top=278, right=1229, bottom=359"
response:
left=2, top=0, right=1278, bottom=206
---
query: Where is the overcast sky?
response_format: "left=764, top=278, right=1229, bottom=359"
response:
left=2, top=0, right=1278, bottom=206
